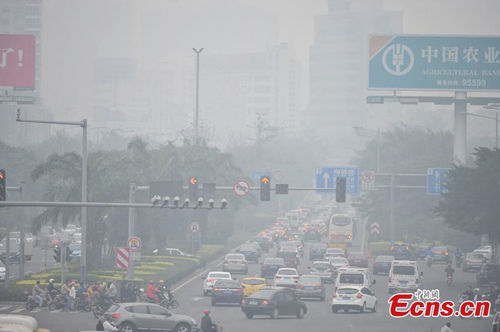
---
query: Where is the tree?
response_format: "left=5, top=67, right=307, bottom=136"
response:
left=435, top=147, right=500, bottom=258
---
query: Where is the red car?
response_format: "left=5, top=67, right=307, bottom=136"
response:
left=347, top=252, right=368, bottom=268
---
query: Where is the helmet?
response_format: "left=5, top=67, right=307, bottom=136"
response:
left=49, top=278, right=55, bottom=283
left=204, top=309, right=210, bottom=315
left=474, top=288, right=480, bottom=292
left=149, top=279, right=155, bottom=284
left=159, top=280, right=164, bottom=284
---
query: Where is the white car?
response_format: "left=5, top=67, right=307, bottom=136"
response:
left=331, top=286, right=377, bottom=313
left=324, top=248, right=345, bottom=259
left=202, top=271, right=233, bottom=296
left=61, top=224, right=77, bottom=235
left=473, top=246, right=492, bottom=260
left=273, top=268, right=299, bottom=287
left=329, top=257, right=350, bottom=271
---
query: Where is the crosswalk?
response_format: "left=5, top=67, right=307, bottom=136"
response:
left=0, top=305, right=89, bottom=315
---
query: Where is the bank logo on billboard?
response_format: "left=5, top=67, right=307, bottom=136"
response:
left=382, top=43, right=414, bottom=76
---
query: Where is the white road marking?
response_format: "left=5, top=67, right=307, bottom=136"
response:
left=0, top=306, right=12, bottom=311
left=11, top=308, right=24, bottom=313
left=50, top=309, right=61, bottom=313
left=192, top=297, right=204, bottom=302
left=173, top=269, right=209, bottom=293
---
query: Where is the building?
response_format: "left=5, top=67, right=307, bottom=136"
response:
left=308, top=0, right=402, bottom=140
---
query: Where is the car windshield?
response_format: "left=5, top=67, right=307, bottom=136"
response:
left=107, top=304, right=120, bottom=312
left=326, top=248, right=343, bottom=254
left=311, top=243, right=327, bottom=249
left=393, top=266, right=415, bottom=275
left=248, top=290, right=275, bottom=299
left=313, top=263, right=330, bottom=269
left=277, top=251, right=297, bottom=258
left=278, top=269, right=297, bottom=275
left=376, top=256, right=395, bottom=262
left=215, top=280, right=240, bottom=288
left=243, top=279, right=266, bottom=285
left=339, top=273, right=364, bottom=284
left=226, top=254, right=244, bottom=260
left=240, top=246, right=255, bottom=252
left=264, top=258, right=284, bottom=265
left=467, top=253, right=484, bottom=259
left=332, top=216, right=351, bottom=226
left=337, top=288, right=359, bottom=295
left=434, top=247, right=447, bottom=252
left=331, top=258, right=349, bottom=264
left=209, top=273, right=230, bottom=279
left=348, top=253, right=365, bottom=259
left=10, top=232, right=20, bottom=238
left=299, top=276, right=321, bottom=283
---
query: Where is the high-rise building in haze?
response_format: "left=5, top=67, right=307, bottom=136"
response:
left=0, top=0, right=47, bottom=145
left=308, top=0, right=402, bottom=141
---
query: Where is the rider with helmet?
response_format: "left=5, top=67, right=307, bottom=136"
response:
left=146, top=279, right=159, bottom=303
left=445, top=263, right=455, bottom=277
left=201, top=309, right=216, bottom=332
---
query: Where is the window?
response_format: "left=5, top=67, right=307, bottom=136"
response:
left=361, top=288, right=372, bottom=295
left=273, top=292, right=285, bottom=301
left=339, top=273, right=364, bottom=284
left=130, top=305, right=148, bottom=314
left=283, top=292, right=295, bottom=301
left=148, top=305, right=168, bottom=316
left=393, top=266, right=415, bottom=276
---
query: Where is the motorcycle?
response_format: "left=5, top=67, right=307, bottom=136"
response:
left=72, top=296, right=92, bottom=312
left=446, top=274, right=453, bottom=286
left=426, top=256, right=433, bottom=268
left=25, top=293, right=51, bottom=310
left=158, top=290, right=179, bottom=309
left=457, top=294, right=469, bottom=319
left=92, top=296, right=119, bottom=319
left=455, top=255, right=463, bottom=268
left=49, top=293, right=66, bottom=310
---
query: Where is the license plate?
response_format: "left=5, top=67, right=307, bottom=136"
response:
left=249, top=300, right=258, bottom=305
left=400, top=281, right=408, bottom=285
left=318, top=270, right=325, bottom=273
left=284, top=277, right=291, bottom=280
left=354, top=260, right=361, bottom=262
left=342, top=297, right=350, bottom=301
left=304, top=286, right=314, bottom=290
left=224, top=290, right=232, bottom=294
left=381, top=263, right=388, bottom=267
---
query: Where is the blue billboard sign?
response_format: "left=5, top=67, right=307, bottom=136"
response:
left=369, top=35, right=500, bottom=91
left=427, top=168, right=452, bottom=195
left=316, top=166, right=359, bottom=195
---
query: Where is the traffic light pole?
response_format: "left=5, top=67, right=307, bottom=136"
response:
left=127, top=183, right=136, bottom=280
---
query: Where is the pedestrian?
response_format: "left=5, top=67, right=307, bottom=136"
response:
left=102, top=314, right=119, bottom=332
left=441, top=322, right=453, bottom=332
left=126, top=283, right=136, bottom=302
left=95, top=316, right=105, bottom=331
left=109, top=280, right=117, bottom=299
left=61, top=280, right=71, bottom=312
left=120, top=282, right=127, bottom=302
left=69, top=281, right=76, bottom=310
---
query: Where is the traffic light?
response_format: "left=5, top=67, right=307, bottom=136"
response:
left=336, top=177, right=346, bottom=203
left=66, top=247, right=72, bottom=261
left=53, top=247, right=61, bottom=262
left=188, top=176, right=198, bottom=200
left=260, top=176, right=271, bottom=201
left=0, top=169, right=6, bottom=204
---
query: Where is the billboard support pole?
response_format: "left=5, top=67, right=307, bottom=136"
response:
left=454, top=92, right=468, bottom=165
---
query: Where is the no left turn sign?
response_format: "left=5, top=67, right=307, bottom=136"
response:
left=233, top=180, right=250, bottom=197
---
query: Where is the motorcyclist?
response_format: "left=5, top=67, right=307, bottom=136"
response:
left=156, top=279, right=168, bottom=303
left=445, top=263, right=455, bottom=277
left=462, top=286, right=474, bottom=301
left=146, top=279, right=159, bottom=303
left=473, top=288, right=481, bottom=302
left=426, top=248, right=433, bottom=258
left=201, top=309, right=216, bottom=332
left=47, top=278, right=57, bottom=294
left=454, top=248, right=463, bottom=264
left=32, top=280, right=46, bottom=308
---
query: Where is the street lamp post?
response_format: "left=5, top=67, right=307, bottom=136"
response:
left=192, top=48, right=204, bottom=141
left=16, top=110, right=88, bottom=280
left=462, top=107, right=500, bottom=148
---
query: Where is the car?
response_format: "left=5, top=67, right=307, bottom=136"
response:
left=261, top=257, right=285, bottom=278
left=372, top=255, right=395, bottom=275
left=211, top=279, right=244, bottom=306
left=69, top=242, right=81, bottom=259
left=303, top=228, right=322, bottom=241
left=241, top=287, right=307, bottom=319
left=0, top=260, right=5, bottom=282
left=324, top=248, right=345, bottom=260
left=251, top=236, right=271, bottom=253
left=61, top=224, right=77, bottom=235
left=295, top=275, right=326, bottom=301
left=239, top=245, right=259, bottom=263
left=331, top=286, right=377, bottom=313
left=241, top=277, right=267, bottom=297
left=462, top=252, right=486, bottom=272
left=202, top=271, right=233, bottom=296
left=152, top=248, right=194, bottom=256
left=308, top=261, right=335, bottom=283
left=431, top=246, right=452, bottom=264
left=390, top=243, right=415, bottom=260
left=276, top=250, right=300, bottom=268
left=328, top=257, right=350, bottom=273
left=105, top=302, right=198, bottom=332
left=279, top=241, right=298, bottom=251
left=243, top=241, right=262, bottom=257
left=336, top=267, right=375, bottom=289
left=72, top=232, right=82, bottom=243
left=274, top=268, right=300, bottom=287
left=474, top=245, right=492, bottom=260
left=347, top=252, right=368, bottom=268
left=388, top=260, right=423, bottom=294
left=222, top=253, right=248, bottom=274
left=309, top=243, right=328, bottom=260
left=492, top=311, right=500, bottom=332
left=476, top=263, right=500, bottom=287
left=415, top=243, right=434, bottom=260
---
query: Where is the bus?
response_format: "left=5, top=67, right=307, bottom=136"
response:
left=329, top=214, right=354, bottom=247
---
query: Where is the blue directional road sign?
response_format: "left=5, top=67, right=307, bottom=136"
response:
left=369, top=35, right=500, bottom=91
left=251, top=171, right=261, bottom=182
left=427, top=168, right=452, bottom=195
left=316, top=166, right=359, bottom=195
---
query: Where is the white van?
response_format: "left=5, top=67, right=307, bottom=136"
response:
left=335, top=267, right=375, bottom=289
left=388, top=260, right=423, bottom=294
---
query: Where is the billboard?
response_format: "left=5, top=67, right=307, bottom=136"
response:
left=0, top=34, right=36, bottom=88
left=369, top=35, right=500, bottom=91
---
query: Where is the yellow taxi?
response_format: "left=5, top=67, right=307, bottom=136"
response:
left=241, top=277, right=267, bottom=296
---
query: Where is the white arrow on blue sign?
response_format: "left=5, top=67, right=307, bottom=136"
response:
left=315, top=166, right=359, bottom=195
left=427, top=168, right=452, bottom=195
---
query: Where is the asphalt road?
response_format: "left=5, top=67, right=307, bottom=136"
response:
left=0, top=226, right=494, bottom=332
left=6, top=244, right=59, bottom=280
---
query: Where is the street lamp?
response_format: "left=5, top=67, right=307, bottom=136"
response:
left=16, top=109, right=89, bottom=280
left=462, top=107, right=500, bottom=148
left=192, top=48, right=204, bottom=141
left=353, top=126, right=381, bottom=173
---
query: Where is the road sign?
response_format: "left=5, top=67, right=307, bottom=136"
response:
left=116, top=247, right=130, bottom=269
left=130, top=251, right=141, bottom=262
left=127, top=236, right=142, bottom=251
left=0, top=96, right=35, bottom=104
left=315, top=166, right=359, bottom=194
left=274, top=171, right=284, bottom=182
left=276, top=184, right=289, bottom=195
left=190, top=222, right=200, bottom=233
left=361, top=171, right=375, bottom=190
left=369, top=35, right=500, bottom=91
left=251, top=171, right=261, bottom=182
left=427, top=168, right=452, bottom=195
left=371, top=221, right=380, bottom=235
left=0, top=34, right=36, bottom=88
left=233, top=180, right=250, bottom=197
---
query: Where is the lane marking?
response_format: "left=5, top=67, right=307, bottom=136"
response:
left=173, top=269, right=209, bottom=293
left=50, top=309, right=61, bottom=313
left=11, top=308, right=24, bottom=313
left=0, top=306, right=12, bottom=311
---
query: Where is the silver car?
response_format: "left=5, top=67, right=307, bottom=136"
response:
left=295, top=275, right=326, bottom=301
left=222, top=253, right=248, bottom=274
left=462, top=252, right=486, bottom=272
left=106, top=302, right=197, bottom=332
left=308, top=261, right=335, bottom=283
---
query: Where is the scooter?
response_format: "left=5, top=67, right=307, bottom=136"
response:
left=446, top=274, right=453, bottom=286
left=158, top=290, right=179, bottom=309
left=426, top=256, right=433, bottom=268
left=25, top=293, right=51, bottom=310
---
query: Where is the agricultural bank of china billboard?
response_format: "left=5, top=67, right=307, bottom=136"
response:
left=369, top=35, right=500, bottom=91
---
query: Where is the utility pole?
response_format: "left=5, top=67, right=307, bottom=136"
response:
left=127, top=183, right=136, bottom=280
left=389, top=174, right=395, bottom=245
left=192, top=48, right=204, bottom=141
